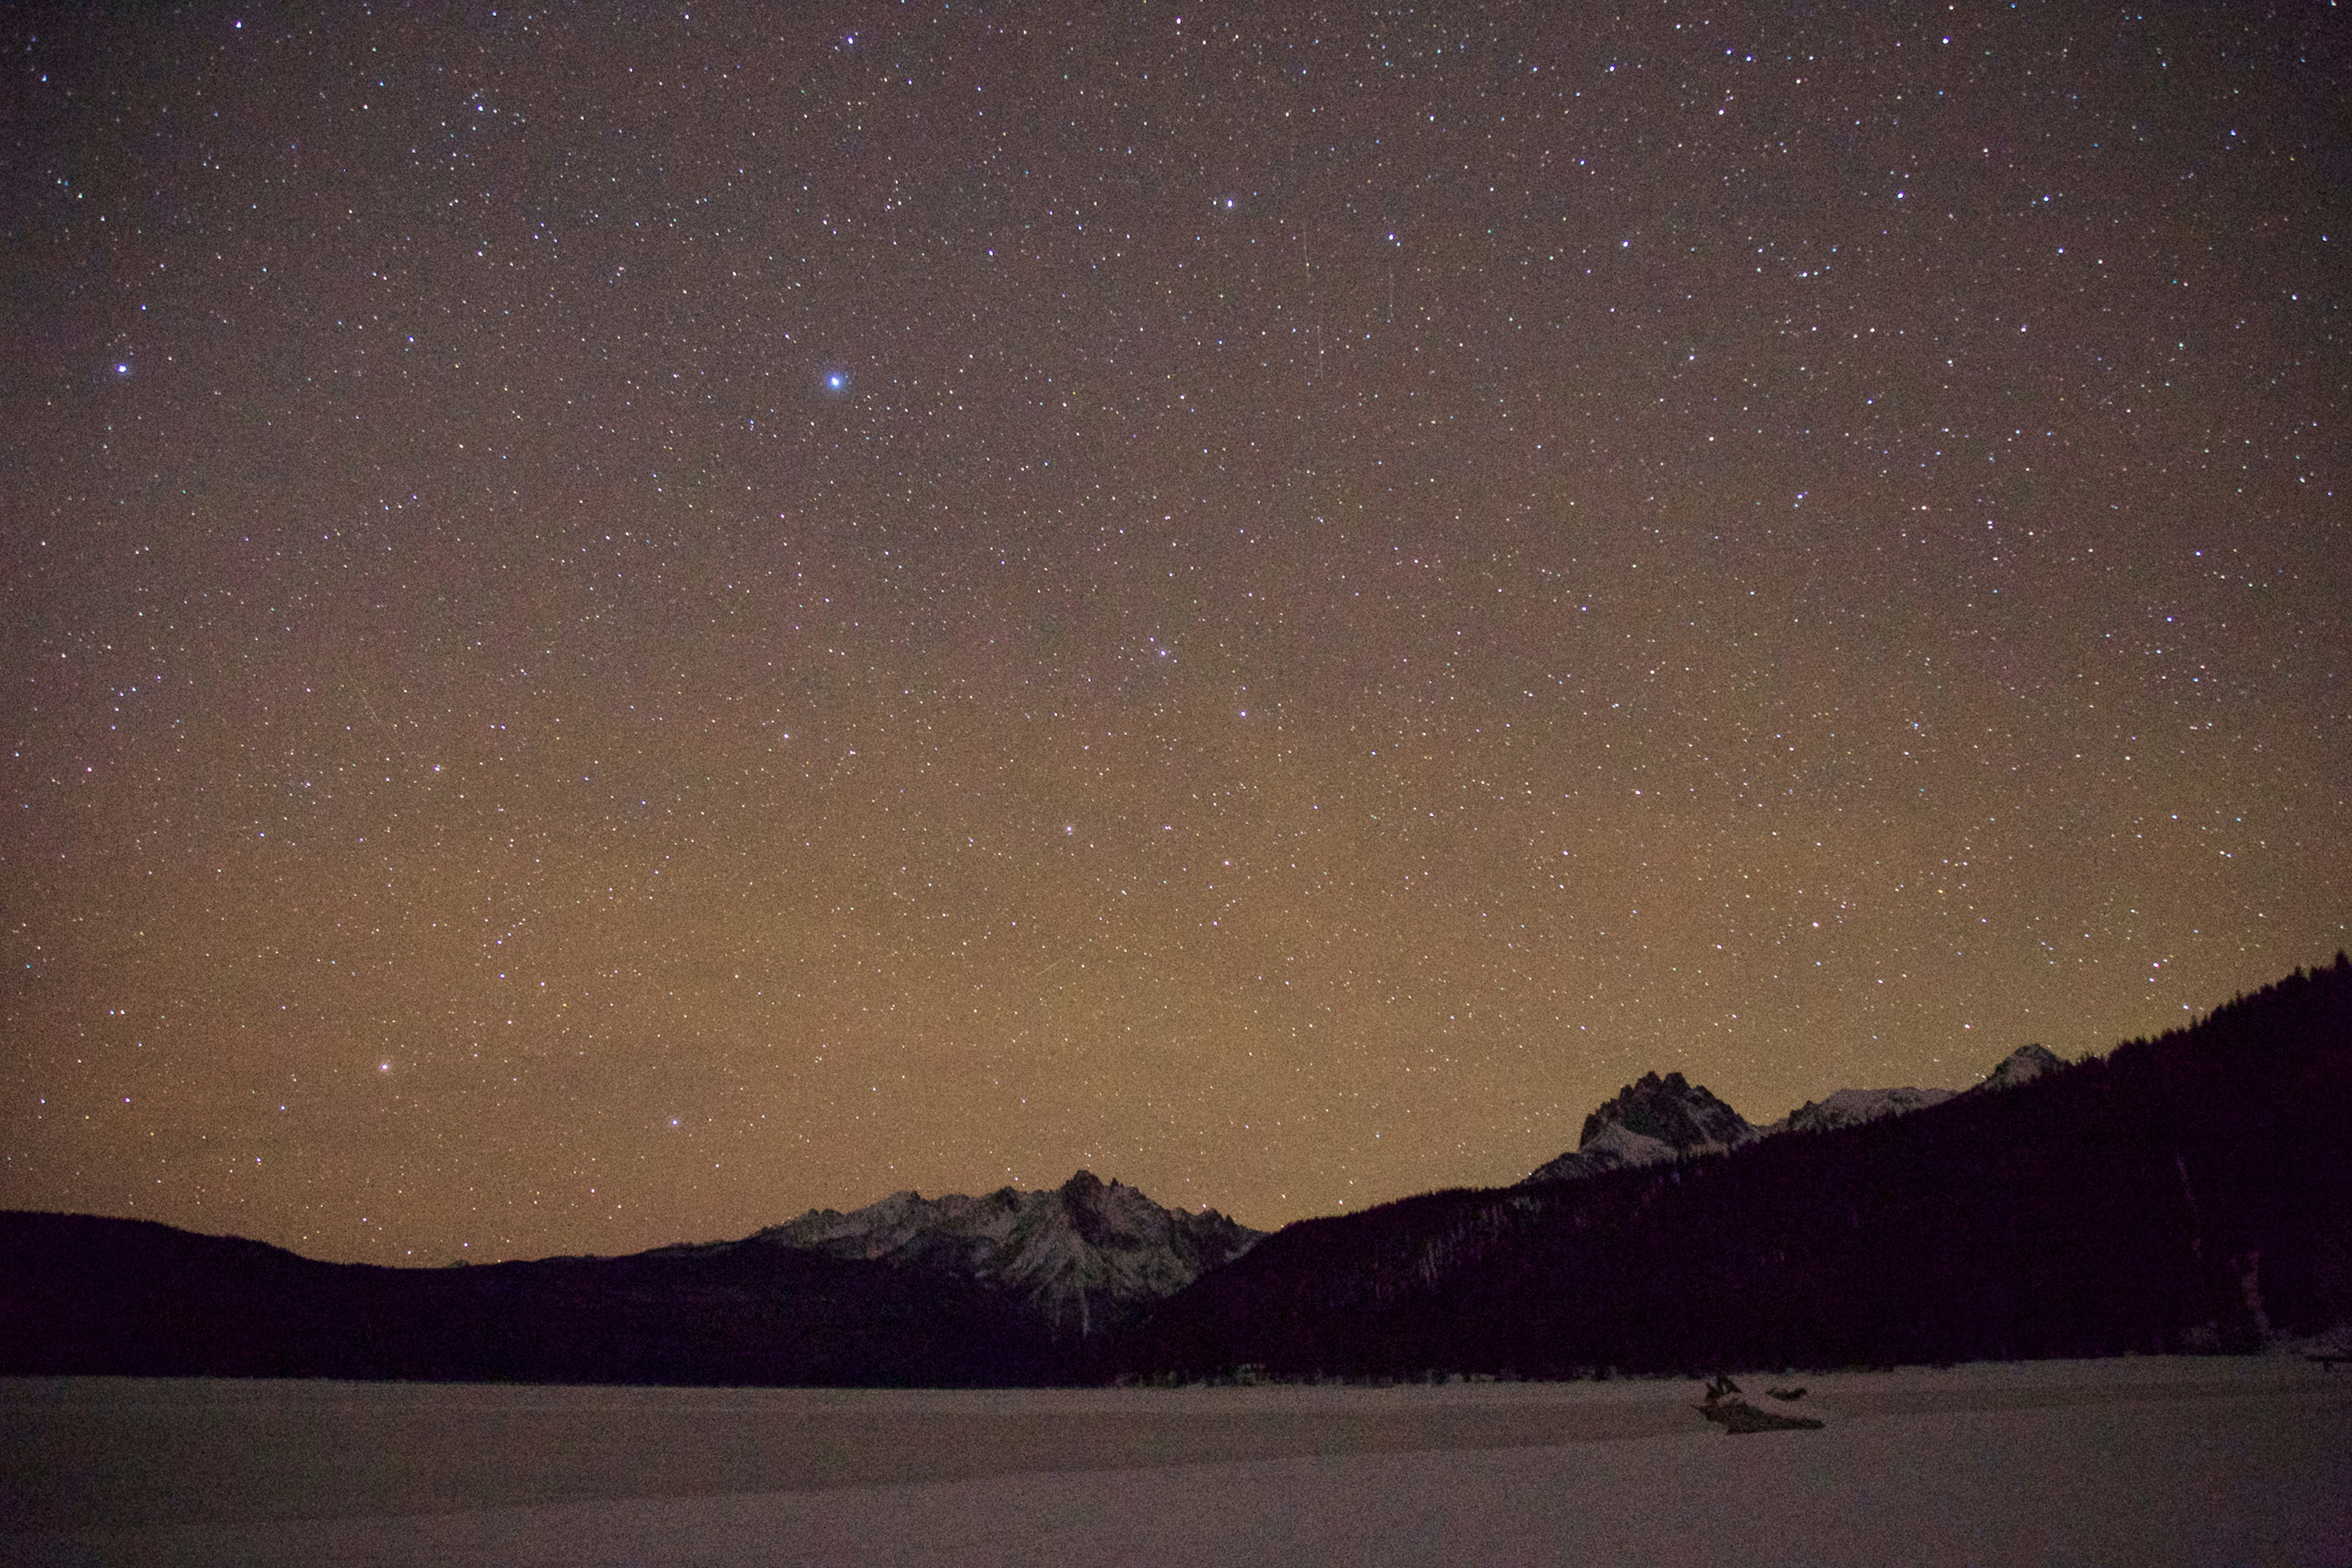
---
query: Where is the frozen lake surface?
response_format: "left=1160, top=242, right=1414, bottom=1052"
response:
left=5, top=1356, right=2346, bottom=1564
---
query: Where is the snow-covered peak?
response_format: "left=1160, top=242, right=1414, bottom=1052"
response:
left=1758, top=1043, right=2070, bottom=1135
left=748, top=1172, right=1262, bottom=1336
left=1523, top=1071, right=1754, bottom=1184
left=1579, top=1070, right=1757, bottom=1156
left=1973, top=1042, right=2067, bottom=1092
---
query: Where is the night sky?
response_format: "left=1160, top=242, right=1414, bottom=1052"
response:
left=6, top=2, right=2345, bottom=1265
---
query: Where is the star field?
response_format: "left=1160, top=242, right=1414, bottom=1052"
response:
left=4, top=2, right=2345, bottom=1263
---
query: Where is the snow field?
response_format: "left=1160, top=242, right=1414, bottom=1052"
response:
left=5, top=1356, right=2345, bottom=1565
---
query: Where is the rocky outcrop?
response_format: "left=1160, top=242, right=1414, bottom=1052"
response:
left=1523, top=1071, right=1755, bottom=1184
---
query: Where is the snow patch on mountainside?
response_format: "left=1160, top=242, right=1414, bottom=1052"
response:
left=1762, top=1085, right=1958, bottom=1136
left=1972, top=1042, right=2066, bottom=1092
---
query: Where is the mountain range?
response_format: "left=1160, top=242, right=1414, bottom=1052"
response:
left=1123, top=960, right=2352, bottom=1380
left=658, top=1170, right=1261, bottom=1338
left=0, top=1170, right=1255, bottom=1384
left=5, top=957, right=2346, bottom=1384
left=1522, top=1042, right=2068, bottom=1183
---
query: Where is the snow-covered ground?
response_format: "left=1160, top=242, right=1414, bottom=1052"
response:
left=6, top=1357, right=2346, bottom=1565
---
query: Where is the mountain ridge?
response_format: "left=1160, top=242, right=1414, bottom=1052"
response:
left=7, top=957, right=2345, bottom=1385
left=1125, top=956, right=2352, bottom=1381
left=672, top=1169, right=1262, bottom=1338
left=1524, top=1042, right=2079, bottom=1185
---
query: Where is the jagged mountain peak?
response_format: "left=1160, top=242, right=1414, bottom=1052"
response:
left=748, top=1172, right=1262, bottom=1337
left=1578, top=1070, right=1757, bottom=1155
left=1525, top=1071, right=1755, bottom=1184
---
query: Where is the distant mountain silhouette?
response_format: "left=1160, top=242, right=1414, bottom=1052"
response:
left=1125, top=955, right=2352, bottom=1381
left=0, top=1209, right=1062, bottom=1385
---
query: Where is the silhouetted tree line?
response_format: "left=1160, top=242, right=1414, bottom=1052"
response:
left=0, top=1215, right=1065, bottom=1385
left=1118, top=955, right=2352, bottom=1380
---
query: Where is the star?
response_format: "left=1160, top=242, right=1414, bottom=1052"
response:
left=7, top=1, right=2340, bottom=1264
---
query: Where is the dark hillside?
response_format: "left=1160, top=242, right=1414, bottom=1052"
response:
left=0, top=1212, right=1062, bottom=1386
left=1123, top=956, right=2352, bottom=1379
